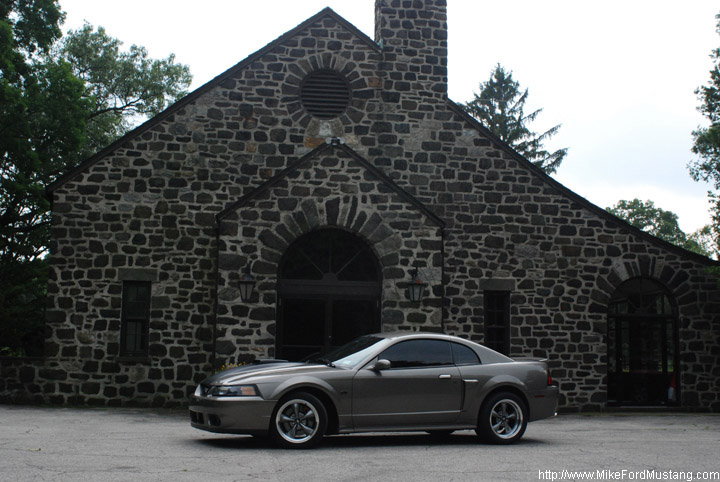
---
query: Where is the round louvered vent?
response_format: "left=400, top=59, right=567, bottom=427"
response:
left=300, top=70, right=351, bottom=119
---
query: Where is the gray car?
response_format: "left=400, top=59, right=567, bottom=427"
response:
left=190, top=332, right=559, bottom=448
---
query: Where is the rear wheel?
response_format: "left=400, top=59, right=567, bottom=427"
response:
left=270, top=392, right=327, bottom=449
left=477, top=392, right=527, bottom=444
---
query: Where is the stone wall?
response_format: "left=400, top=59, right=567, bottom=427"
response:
left=1, top=1, right=718, bottom=411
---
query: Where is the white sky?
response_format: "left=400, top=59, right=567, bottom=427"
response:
left=59, top=0, right=720, bottom=232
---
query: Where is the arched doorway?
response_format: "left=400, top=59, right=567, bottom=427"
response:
left=276, top=229, right=382, bottom=361
left=607, top=278, right=679, bottom=406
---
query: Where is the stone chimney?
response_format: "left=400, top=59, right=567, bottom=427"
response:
left=374, top=0, right=448, bottom=99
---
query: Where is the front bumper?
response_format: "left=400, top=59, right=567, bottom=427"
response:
left=189, top=395, right=276, bottom=435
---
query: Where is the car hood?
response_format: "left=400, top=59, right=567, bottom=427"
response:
left=203, top=361, right=335, bottom=386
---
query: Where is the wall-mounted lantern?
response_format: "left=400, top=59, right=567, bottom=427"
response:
left=238, top=263, right=255, bottom=302
left=407, top=267, right=427, bottom=303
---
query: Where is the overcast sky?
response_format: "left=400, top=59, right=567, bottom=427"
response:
left=59, top=0, right=720, bottom=232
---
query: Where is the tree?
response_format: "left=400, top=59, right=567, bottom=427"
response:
left=463, top=64, right=568, bottom=174
left=0, top=2, right=192, bottom=355
left=687, top=225, right=718, bottom=258
left=1, top=0, right=86, bottom=355
left=607, top=199, right=714, bottom=257
left=57, top=23, right=192, bottom=156
left=690, top=12, right=720, bottom=257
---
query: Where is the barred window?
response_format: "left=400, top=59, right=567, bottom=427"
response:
left=484, top=291, right=510, bottom=356
left=120, top=281, right=151, bottom=357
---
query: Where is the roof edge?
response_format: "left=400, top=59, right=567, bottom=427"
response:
left=336, top=144, right=446, bottom=228
left=216, top=143, right=333, bottom=220
left=445, top=98, right=720, bottom=267
left=46, top=7, right=379, bottom=197
left=216, top=141, right=446, bottom=229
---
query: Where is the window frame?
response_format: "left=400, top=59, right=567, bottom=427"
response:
left=484, top=290, right=511, bottom=356
left=450, top=342, right=481, bottom=366
left=119, top=280, right=152, bottom=358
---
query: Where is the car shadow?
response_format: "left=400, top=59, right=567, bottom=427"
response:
left=193, top=431, right=548, bottom=450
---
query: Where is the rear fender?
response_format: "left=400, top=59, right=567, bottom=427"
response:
left=478, top=374, right=528, bottom=400
left=474, top=375, right=531, bottom=415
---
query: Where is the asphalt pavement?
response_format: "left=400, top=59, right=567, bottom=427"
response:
left=0, top=406, right=718, bottom=482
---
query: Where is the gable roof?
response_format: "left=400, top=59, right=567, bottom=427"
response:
left=446, top=99, right=719, bottom=266
left=46, top=7, right=380, bottom=196
left=216, top=141, right=446, bottom=229
left=44, top=4, right=716, bottom=267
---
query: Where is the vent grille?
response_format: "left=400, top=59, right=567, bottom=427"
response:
left=300, top=70, right=351, bottom=119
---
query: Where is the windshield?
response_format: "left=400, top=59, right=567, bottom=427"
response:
left=309, top=335, right=387, bottom=369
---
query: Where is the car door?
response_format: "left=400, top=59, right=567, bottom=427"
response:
left=352, top=339, right=463, bottom=429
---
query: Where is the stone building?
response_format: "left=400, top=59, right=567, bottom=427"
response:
left=2, top=0, right=719, bottom=410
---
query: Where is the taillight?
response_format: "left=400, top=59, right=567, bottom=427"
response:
left=547, top=371, right=553, bottom=386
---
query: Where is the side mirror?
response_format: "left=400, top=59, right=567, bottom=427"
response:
left=372, top=359, right=391, bottom=371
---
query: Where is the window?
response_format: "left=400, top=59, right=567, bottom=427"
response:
left=484, top=291, right=510, bottom=356
left=451, top=342, right=480, bottom=365
left=120, top=281, right=151, bottom=357
left=279, top=228, right=380, bottom=282
left=277, top=229, right=381, bottom=361
left=607, top=277, right=678, bottom=405
left=379, top=340, right=453, bottom=368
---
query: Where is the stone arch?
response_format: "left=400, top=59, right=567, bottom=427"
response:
left=283, top=51, right=369, bottom=131
left=592, top=256, right=679, bottom=309
left=255, top=196, right=408, bottom=264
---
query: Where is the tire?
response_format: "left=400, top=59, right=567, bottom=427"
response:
left=476, top=392, right=528, bottom=444
left=270, top=392, right=327, bottom=449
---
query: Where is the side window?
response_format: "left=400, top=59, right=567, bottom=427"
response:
left=380, top=340, right=452, bottom=368
left=484, top=291, right=510, bottom=356
left=451, top=342, right=480, bottom=365
left=120, top=281, right=151, bottom=357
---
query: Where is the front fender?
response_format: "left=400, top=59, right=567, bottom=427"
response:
left=269, top=375, right=341, bottom=404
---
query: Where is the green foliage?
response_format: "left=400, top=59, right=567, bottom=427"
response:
left=0, top=3, right=192, bottom=356
left=690, top=12, right=720, bottom=257
left=687, top=225, right=719, bottom=259
left=1, top=0, right=80, bottom=260
left=462, top=64, right=567, bottom=174
left=57, top=24, right=192, bottom=155
left=0, top=258, right=47, bottom=357
left=607, top=199, right=715, bottom=258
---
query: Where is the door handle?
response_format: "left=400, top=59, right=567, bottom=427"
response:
left=438, top=374, right=452, bottom=379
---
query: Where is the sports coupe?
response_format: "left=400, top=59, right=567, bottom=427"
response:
left=190, top=332, right=558, bottom=448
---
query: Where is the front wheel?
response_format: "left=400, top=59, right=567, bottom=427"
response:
left=270, top=392, right=327, bottom=449
left=477, top=392, right=527, bottom=444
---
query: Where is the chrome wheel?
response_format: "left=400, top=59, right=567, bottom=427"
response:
left=489, top=399, right=523, bottom=440
left=271, top=392, right=327, bottom=448
left=477, top=392, right=527, bottom=444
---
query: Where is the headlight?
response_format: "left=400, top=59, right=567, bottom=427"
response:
left=207, top=384, right=259, bottom=397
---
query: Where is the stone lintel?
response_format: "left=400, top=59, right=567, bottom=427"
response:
left=118, top=268, right=158, bottom=282
left=477, top=279, right=516, bottom=292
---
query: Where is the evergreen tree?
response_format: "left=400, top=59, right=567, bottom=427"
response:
left=463, top=64, right=567, bottom=174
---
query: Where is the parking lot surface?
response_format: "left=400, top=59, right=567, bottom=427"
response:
left=0, top=406, right=718, bottom=482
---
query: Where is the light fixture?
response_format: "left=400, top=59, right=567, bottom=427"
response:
left=407, top=267, right=427, bottom=303
left=238, top=263, right=255, bottom=302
